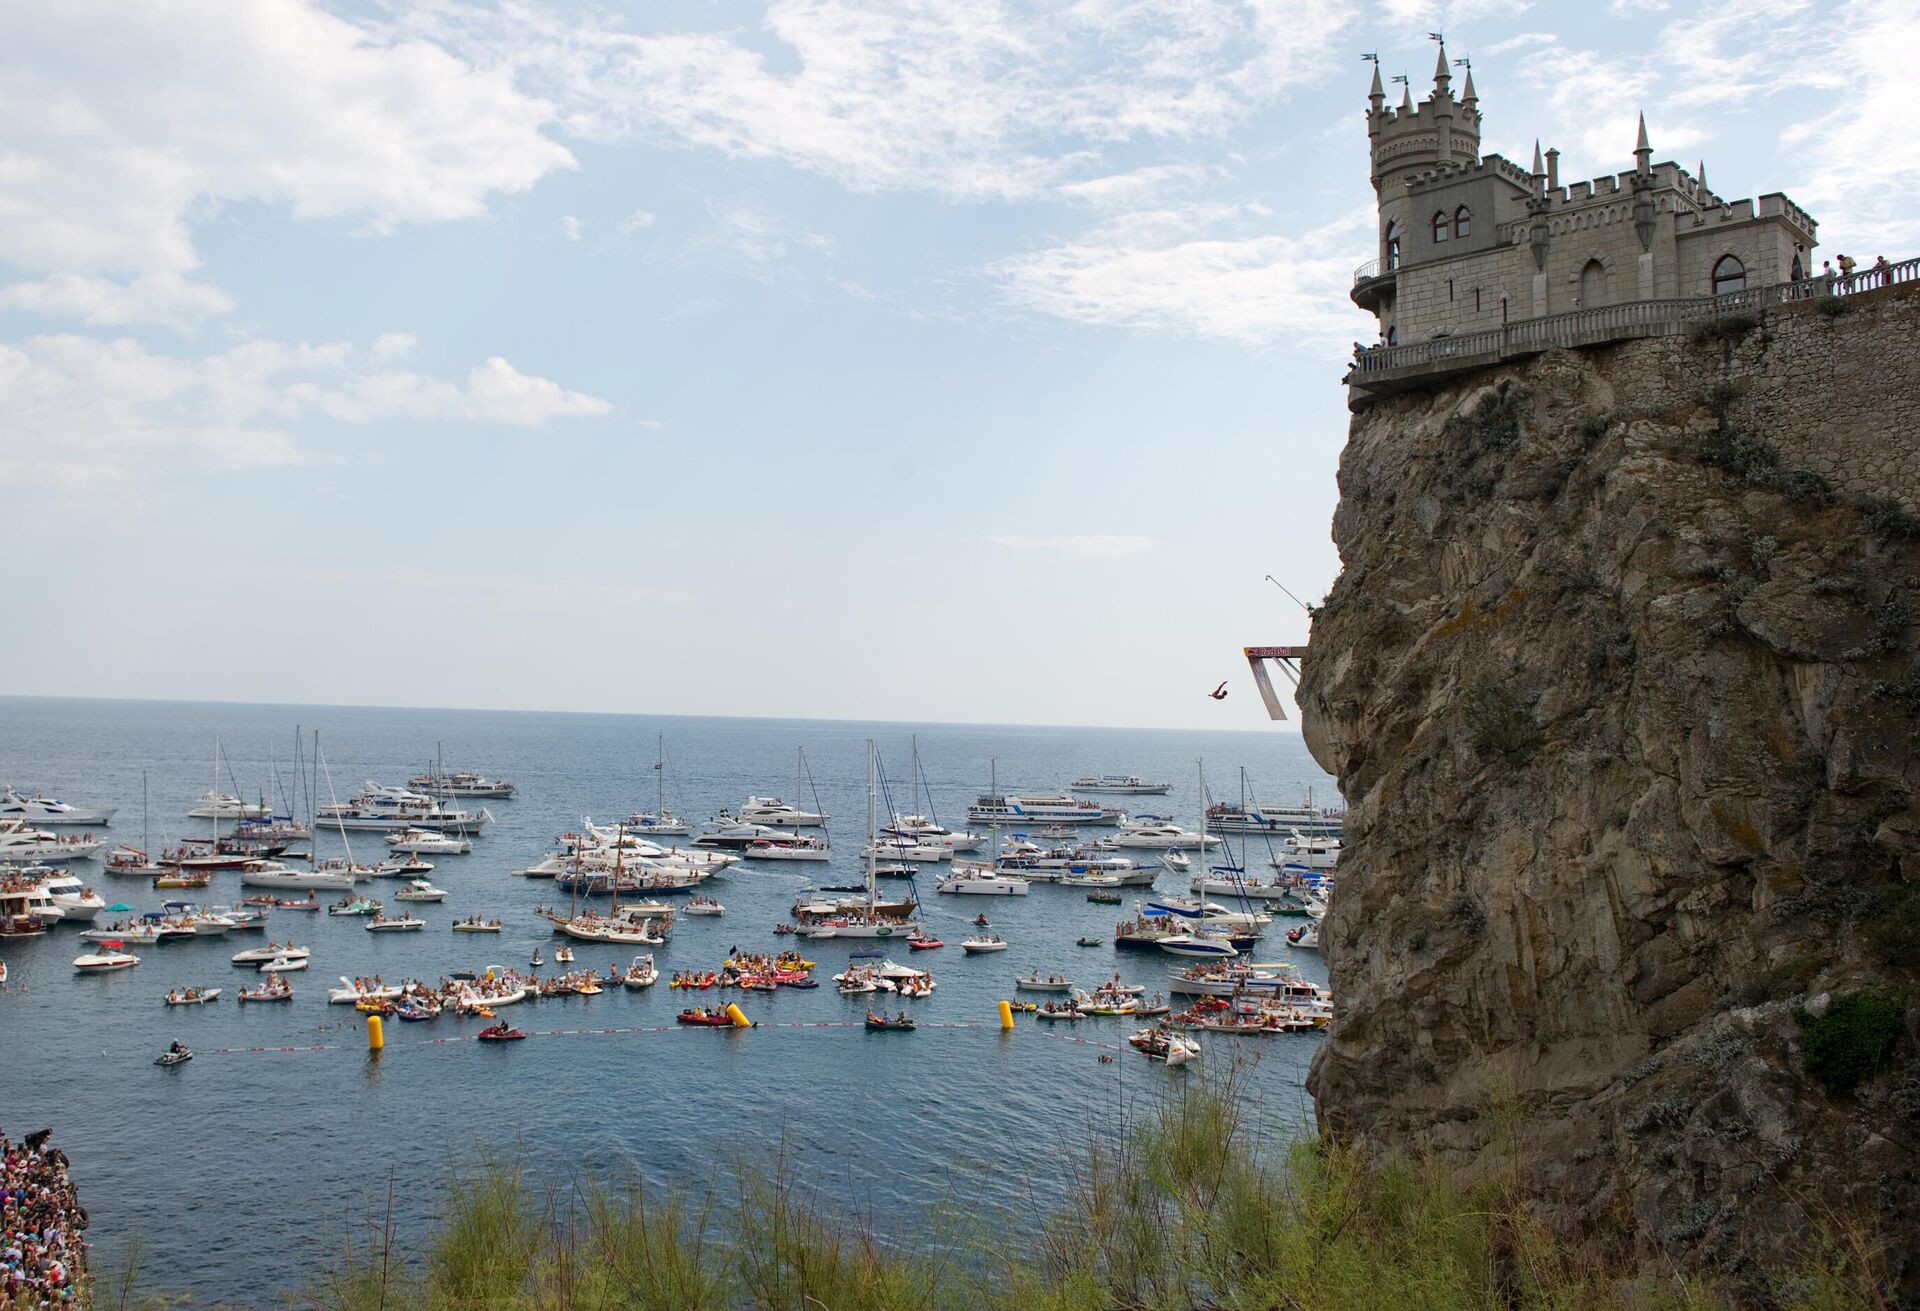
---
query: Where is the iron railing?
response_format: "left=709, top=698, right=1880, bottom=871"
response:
left=1350, top=255, right=1920, bottom=378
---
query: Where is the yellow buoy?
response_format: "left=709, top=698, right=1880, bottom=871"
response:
left=367, top=1014, right=384, bottom=1051
left=997, top=1000, right=1015, bottom=1031
left=725, top=1003, right=751, bottom=1028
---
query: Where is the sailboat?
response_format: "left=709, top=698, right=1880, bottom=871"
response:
left=105, top=774, right=166, bottom=876
left=623, top=735, right=690, bottom=836
left=244, top=733, right=360, bottom=890
left=796, top=742, right=924, bottom=940
left=540, top=824, right=671, bottom=944
left=880, top=736, right=984, bottom=851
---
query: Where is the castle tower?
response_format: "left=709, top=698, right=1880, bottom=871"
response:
left=1366, top=41, right=1482, bottom=278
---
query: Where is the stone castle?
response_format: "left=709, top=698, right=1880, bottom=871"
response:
left=1351, top=42, right=1818, bottom=348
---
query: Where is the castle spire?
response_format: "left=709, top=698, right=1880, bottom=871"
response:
left=1697, top=159, right=1709, bottom=194
left=1461, top=63, right=1477, bottom=108
left=1399, top=80, right=1413, bottom=114
left=1369, top=61, right=1384, bottom=109
left=1634, top=111, right=1652, bottom=176
left=1532, top=139, right=1545, bottom=200
left=1433, top=41, right=1451, bottom=97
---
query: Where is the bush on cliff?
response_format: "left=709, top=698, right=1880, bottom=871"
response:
left=1460, top=679, right=1543, bottom=767
left=1797, top=993, right=1907, bottom=1097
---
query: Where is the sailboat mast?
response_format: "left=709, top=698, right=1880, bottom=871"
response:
left=865, top=740, right=877, bottom=918
left=142, top=771, right=149, bottom=858
left=656, top=735, right=665, bottom=816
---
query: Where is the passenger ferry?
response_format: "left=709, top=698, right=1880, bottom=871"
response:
left=1067, top=775, right=1170, bottom=795
left=1204, top=798, right=1344, bottom=840
left=966, top=794, right=1119, bottom=825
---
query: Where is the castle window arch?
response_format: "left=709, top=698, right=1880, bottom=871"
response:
left=1384, top=220, right=1402, bottom=271
left=1712, top=254, right=1746, bottom=295
left=1431, top=211, right=1449, bottom=244
left=1454, top=206, right=1471, bottom=239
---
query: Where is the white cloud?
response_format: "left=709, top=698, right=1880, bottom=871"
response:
left=0, top=272, right=235, bottom=333
left=988, top=533, right=1156, bottom=560
left=619, top=208, right=657, bottom=233
left=560, top=214, right=583, bottom=241
left=0, top=334, right=611, bottom=498
left=370, top=332, right=418, bottom=360
left=0, top=0, right=572, bottom=285
left=696, top=197, right=836, bottom=273
left=994, top=203, right=1374, bottom=346
left=410, top=0, right=1353, bottom=203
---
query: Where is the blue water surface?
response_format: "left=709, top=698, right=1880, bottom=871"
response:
left=0, top=696, right=1334, bottom=1305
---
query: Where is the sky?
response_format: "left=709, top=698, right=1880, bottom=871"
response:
left=4, top=0, right=1917, bottom=730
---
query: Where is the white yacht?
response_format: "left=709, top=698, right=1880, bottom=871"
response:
left=1269, top=832, right=1341, bottom=871
left=188, top=792, right=268, bottom=820
left=0, top=819, right=101, bottom=864
left=1068, top=775, right=1171, bottom=795
left=1205, top=799, right=1345, bottom=840
left=1, top=789, right=116, bottom=826
left=0, top=878, right=61, bottom=936
left=316, top=783, right=492, bottom=834
left=239, top=861, right=358, bottom=891
left=879, top=815, right=984, bottom=852
left=735, top=796, right=829, bottom=828
left=966, top=794, right=1119, bottom=825
left=383, top=827, right=472, bottom=854
left=37, top=870, right=105, bottom=923
left=621, top=810, right=691, bottom=838
left=1105, top=815, right=1222, bottom=850
left=862, top=838, right=951, bottom=863
left=692, top=819, right=795, bottom=850
left=393, top=878, right=448, bottom=902
left=935, top=868, right=1030, bottom=896
left=743, top=836, right=832, bottom=861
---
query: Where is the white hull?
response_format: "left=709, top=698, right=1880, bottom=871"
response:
left=936, top=876, right=1029, bottom=895
left=799, top=921, right=924, bottom=939
left=241, top=867, right=357, bottom=891
left=961, top=941, right=1009, bottom=953
left=1, top=794, right=116, bottom=826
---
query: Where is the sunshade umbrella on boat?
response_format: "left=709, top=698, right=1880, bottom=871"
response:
left=107, top=903, right=134, bottom=912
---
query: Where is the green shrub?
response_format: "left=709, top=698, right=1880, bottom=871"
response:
left=1857, top=493, right=1920, bottom=540
left=1443, top=381, right=1529, bottom=458
left=1815, top=296, right=1855, bottom=319
left=1689, top=311, right=1760, bottom=344
left=1693, top=427, right=1834, bottom=504
left=1796, top=993, right=1906, bottom=1097
left=1460, top=679, right=1542, bottom=766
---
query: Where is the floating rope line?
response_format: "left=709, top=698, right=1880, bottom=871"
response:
left=196, top=1019, right=995, bottom=1054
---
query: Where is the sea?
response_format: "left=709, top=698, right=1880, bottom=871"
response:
left=0, top=696, right=1337, bottom=1305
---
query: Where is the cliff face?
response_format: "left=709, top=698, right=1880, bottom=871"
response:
left=1300, top=287, right=1920, bottom=1269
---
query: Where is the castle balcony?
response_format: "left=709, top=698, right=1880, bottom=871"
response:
left=1345, top=255, right=1920, bottom=403
left=1351, top=257, right=1394, bottom=312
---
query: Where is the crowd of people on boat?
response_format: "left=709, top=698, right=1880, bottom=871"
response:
left=1, top=1128, right=86, bottom=1304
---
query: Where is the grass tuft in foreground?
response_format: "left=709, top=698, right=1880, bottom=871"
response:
left=272, top=1072, right=1891, bottom=1311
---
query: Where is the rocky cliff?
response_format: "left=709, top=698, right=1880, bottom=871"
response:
left=1299, top=285, right=1920, bottom=1278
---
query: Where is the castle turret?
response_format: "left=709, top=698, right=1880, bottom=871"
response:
left=1634, top=112, right=1652, bottom=177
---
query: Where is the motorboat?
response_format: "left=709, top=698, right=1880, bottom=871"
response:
left=451, top=917, right=503, bottom=934
left=259, top=955, right=310, bottom=974
left=187, top=792, right=267, bottom=820
left=370, top=856, right=434, bottom=878
left=1157, top=934, right=1239, bottom=960
left=1033, top=1002, right=1082, bottom=1021
left=365, top=912, right=426, bottom=932
left=0, top=819, right=102, bottom=864
left=1269, top=833, right=1342, bottom=871
left=676, top=1007, right=737, bottom=1027
left=239, top=978, right=294, bottom=1002
left=1105, top=816, right=1221, bottom=849
left=692, top=820, right=795, bottom=850
left=1128, top=1025, right=1200, bottom=1065
left=36, top=871, right=105, bottom=922
left=879, top=814, right=984, bottom=852
left=543, top=910, right=667, bottom=946
left=74, top=949, right=140, bottom=972
left=240, top=861, right=358, bottom=891
left=907, top=937, right=942, bottom=950
left=1014, top=972, right=1073, bottom=993
left=1188, top=868, right=1326, bottom=910
left=965, top=794, right=1118, bottom=825
left=1205, top=798, right=1344, bottom=839
left=682, top=895, right=725, bottom=916
left=1, top=788, right=116, bottom=826
left=1286, top=921, right=1322, bottom=951
left=154, top=1046, right=193, bottom=1067
left=961, top=934, right=1008, bottom=953
left=164, top=986, right=221, bottom=1006
left=383, top=827, right=472, bottom=854
left=863, top=838, right=951, bottom=864
left=935, top=869, right=1030, bottom=896
left=231, top=942, right=309, bottom=964
left=328, top=896, right=381, bottom=917
left=744, top=835, right=833, bottom=861
left=1068, top=775, right=1171, bottom=795
left=623, top=954, right=658, bottom=988
left=620, top=810, right=691, bottom=837
left=477, top=1022, right=528, bottom=1041
left=409, top=769, right=515, bottom=799
left=104, top=846, right=167, bottom=877
left=864, top=1011, right=916, bottom=1031
left=736, top=796, right=829, bottom=828
left=327, top=976, right=403, bottom=1004
left=316, top=784, right=492, bottom=834
left=393, top=879, right=447, bottom=902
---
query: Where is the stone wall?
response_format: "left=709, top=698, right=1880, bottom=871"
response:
left=1299, top=278, right=1920, bottom=1287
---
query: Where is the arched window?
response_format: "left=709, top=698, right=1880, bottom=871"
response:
left=1580, top=259, right=1610, bottom=309
left=1386, top=325, right=1398, bottom=347
left=1712, top=255, right=1746, bottom=295
left=1384, top=221, right=1402, bottom=271
left=1454, top=206, right=1471, bottom=239
left=1431, top=212, right=1449, bottom=244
